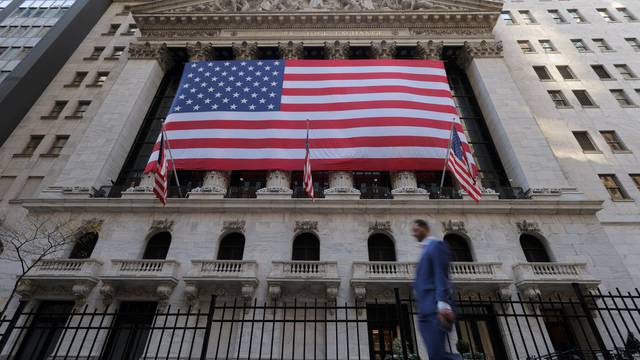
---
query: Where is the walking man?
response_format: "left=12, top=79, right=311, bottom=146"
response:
left=412, top=219, right=461, bottom=360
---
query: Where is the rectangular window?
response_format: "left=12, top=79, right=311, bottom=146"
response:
left=556, top=65, right=577, bottom=80
left=592, top=38, right=612, bottom=52
left=533, top=66, right=553, bottom=80
left=600, top=131, right=629, bottom=151
left=70, top=101, right=91, bottom=117
left=548, top=90, right=570, bottom=107
left=47, top=100, right=67, bottom=118
left=13, top=301, right=74, bottom=358
left=91, top=71, right=108, bottom=86
left=571, top=39, right=590, bottom=52
left=614, top=64, right=637, bottom=79
left=567, top=9, right=586, bottom=23
left=519, top=10, right=537, bottom=24
left=610, top=89, right=635, bottom=106
left=597, top=8, right=617, bottom=22
left=539, top=40, right=556, bottom=53
left=18, top=176, right=44, bottom=199
left=518, top=40, right=535, bottom=53
left=591, top=65, right=613, bottom=80
left=573, top=90, right=596, bottom=107
left=46, top=135, right=69, bottom=156
left=122, top=24, right=137, bottom=36
left=626, top=38, right=640, bottom=52
left=617, top=7, right=637, bottom=22
left=105, top=23, right=119, bottom=35
left=548, top=10, right=567, bottom=24
left=572, top=131, right=599, bottom=152
left=20, top=135, right=44, bottom=155
left=101, top=302, right=157, bottom=360
left=630, top=175, right=640, bottom=192
left=67, top=71, right=87, bottom=87
left=598, top=174, right=629, bottom=200
left=88, top=46, right=104, bottom=59
left=111, top=46, right=125, bottom=58
left=501, top=11, right=516, bottom=24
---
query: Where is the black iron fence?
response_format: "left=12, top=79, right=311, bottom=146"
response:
left=2, top=285, right=640, bottom=359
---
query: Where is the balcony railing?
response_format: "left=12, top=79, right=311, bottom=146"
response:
left=105, top=259, right=180, bottom=279
left=226, top=185, right=259, bottom=198
left=26, top=258, right=102, bottom=278
left=513, top=262, right=598, bottom=285
left=269, top=261, right=339, bottom=280
left=427, top=186, right=463, bottom=199
left=352, top=261, right=509, bottom=283
left=187, top=260, right=258, bottom=279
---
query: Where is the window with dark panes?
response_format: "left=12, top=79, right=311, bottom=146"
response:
left=71, top=101, right=90, bottom=117
left=533, top=66, right=552, bottom=80
left=572, top=131, right=598, bottom=152
left=598, top=174, right=629, bottom=200
left=69, top=232, right=98, bottom=259
left=143, top=231, right=172, bottom=259
left=368, top=233, right=396, bottom=261
left=21, top=135, right=43, bottom=155
left=556, top=65, right=577, bottom=80
left=572, top=90, right=596, bottom=106
left=46, top=135, right=68, bottom=155
left=48, top=101, right=67, bottom=118
left=630, top=174, right=640, bottom=192
left=444, top=233, right=473, bottom=262
left=548, top=90, right=570, bottom=107
left=591, top=65, right=612, bottom=79
left=520, top=234, right=551, bottom=262
left=217, top=232, right=245, bottom=260
left=292, top=233, right=320, bottom=261
left=13, top=301, right=74, bottom=360
left=599, top=131, right=628, bottom=151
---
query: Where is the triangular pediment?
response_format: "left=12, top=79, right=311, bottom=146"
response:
left=132, top=0, right=502, bottom=14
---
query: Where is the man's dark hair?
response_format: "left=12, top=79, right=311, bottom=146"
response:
left=414, top=219, right=429, bottom=230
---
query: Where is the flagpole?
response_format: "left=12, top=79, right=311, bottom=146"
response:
left=161, top=120, right=183, bottom=198
left=439, top=122, right=456, bottom=190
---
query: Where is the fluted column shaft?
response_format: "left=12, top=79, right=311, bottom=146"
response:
left=322, top=41, right=361, bottom=199
left=186, top=42, right=231, bottom=199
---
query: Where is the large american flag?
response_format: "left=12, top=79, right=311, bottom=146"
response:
left=144, top=59, right=476, bottom=173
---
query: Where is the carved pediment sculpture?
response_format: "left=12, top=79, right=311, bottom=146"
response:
left=223, top=220, right=246, bottom=232
left=295, top=220, right=318, bottom=233
left=368, top=220, right=392, bottom=234
left=131, top=0, right=502, bottom=14
left=516, top=220, right=540, bottom=234
left=150, top=219, right=175, bottom=232
left=442, top=219, right=466, bottom=233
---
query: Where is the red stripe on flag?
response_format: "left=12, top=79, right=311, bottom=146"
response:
left=280, top=101, right=457, bottom=114
left=281, top=86, right=453, bottom=97
left=285, top=59, right=445, bottom=68
left=284, top=72, right=448, bottom=82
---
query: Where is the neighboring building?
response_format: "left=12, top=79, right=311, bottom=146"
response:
left=0, top=0, right=110, bottom=146
left=0, top=0, right=639, bottom=359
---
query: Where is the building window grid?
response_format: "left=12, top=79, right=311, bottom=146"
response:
left=21, top=135, right=44, bottom=156
left=548, top=90, right=570, bottom=108
left=573, top=90, right=596, bottom=107
left=67, top=72, right=87, bottom=87
left=616, top=8, right=637, bottom=22
left=597, top=8, right=617, bottom=22
left=91, top=72, right=109, bottom=86
left=626, top=38, right=640, bottom=52
left=104, top=24, right=120, bottom=35
left=46, top=135, right=68, bottom=156
left=592, top=38, right=613, bottom=52
left=122, top=24, right=138, bottom=36
left=518, top=40, right=535, bottom=53
left=70, top=101, right=90, bottom=117
left=519, top=10, right=537, bottom=24
left=110, top=46, right=125, bottom=58
left=614, top=64, right=637, bottom=80
left=630, top=175, right=640, bottom=192
left=571, top=39, right=589, bottom=53
left=598, top=174, right=629, bottom=201
left=591, top=65, right=613, bottom=80
left=600, top=131, right=629, bottom=152
left=539, top=40, right=557, bottom=53
left=610, top=89, right=635, bottom=106
left=501, top=11, right=516, bottom=24
left=548, top=10, right=567, bottom=24
left=88, top=47, right=104, bottom=59
left=47, top=101, right=67, bottom=118
left=533, top=66, right=553, bottom=81
left=567, top=9, right=586, bottom=23
left=556, top=65, right=577, bottom=80
left=572, top=131, right=599, bottom=152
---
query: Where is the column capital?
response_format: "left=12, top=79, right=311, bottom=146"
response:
left=128, top=42, right=173, bottom=71
left=278, top=41, right=304, bottom=60
left=232, top=41, right=258, bottom=60
left=371, top=40, right=396, bottom=59
left=457, top=40, right=503, bottom=68
left=324, top=40, right=350, bottom=60
left=415, top=40, right=443, bottom=60
left=186, top=41, right=214, bottom=61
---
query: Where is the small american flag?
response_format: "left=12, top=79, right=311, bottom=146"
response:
left=303, top=122, right=314, bottom=200
left=447, top=127, right=482, bottom=202
left=153, top=129, right=168, bottom=205
left=145, top=59, right=476, bottom=174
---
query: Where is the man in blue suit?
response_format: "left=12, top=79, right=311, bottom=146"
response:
left=413, top=219, right=461, bottom=360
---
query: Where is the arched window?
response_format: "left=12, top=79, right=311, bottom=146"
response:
left=444, top=234, right=473, bottom=262
left=217, top=233, right=245, bottom=260
left=368, top=233, right=396, bottom=261
left=292, top=233, right=320, bottom=261
left=69, top=232, right=98, bottom=259
left=143, top=231, right=172, bottom=260
left=520, top=234, right=551, bottom=262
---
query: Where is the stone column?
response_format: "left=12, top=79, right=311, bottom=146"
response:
left=322, top=41, right=361, bottom=199
left=458, top=40, right=574, bottom=198
left=45, top=42, right=172, bottom=198
left=182, top=42, right=232, bottom=199
left=256, top=42, right=304, bottom=199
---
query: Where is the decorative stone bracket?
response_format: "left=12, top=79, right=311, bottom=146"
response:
left=223, top=220, right=246, bottom=233
left=128, top=42, right=173, bottom=71
left=457, top=40, right=503, bottom=68
left=442, top=219, right=466, bottom=234
left=150, top=219, right=175, bottom=232
left=516, top=220, right=540, bottom=234
left=295, top=220, right=318, bottom=233
left=368, top=220, right=391, bottom=234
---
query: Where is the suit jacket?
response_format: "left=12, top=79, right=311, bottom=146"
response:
left=414, top=238, right=454, bottom=316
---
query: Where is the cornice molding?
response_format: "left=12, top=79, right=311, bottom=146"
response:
left=457, top=39, right=503, bottom=67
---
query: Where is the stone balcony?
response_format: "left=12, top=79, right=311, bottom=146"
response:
left=512, top=262, right=600, bottom=297
left=183, top=260, right=259, bottom=304
left=18, top=258, right=103, bottom=305
left=351, top=261, right=512, bottom=300
left=267, top=261, right=340, bottom=300
left=99, top=259, right=180, bottom=307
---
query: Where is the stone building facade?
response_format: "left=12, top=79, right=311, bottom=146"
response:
left=0, top=0, right=639, bottom=359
